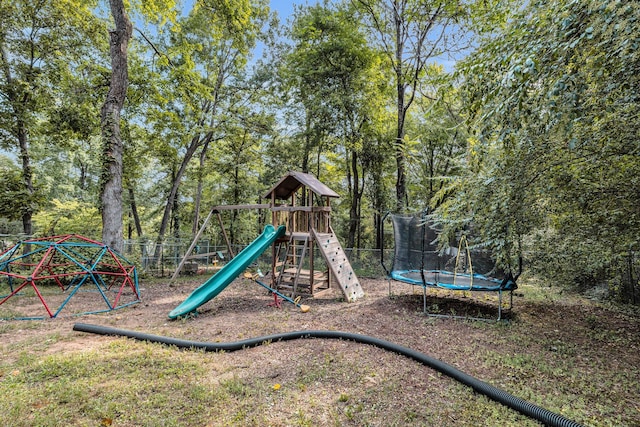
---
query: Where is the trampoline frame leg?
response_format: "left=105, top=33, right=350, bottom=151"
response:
left=423, top=285, right=427, bottom=313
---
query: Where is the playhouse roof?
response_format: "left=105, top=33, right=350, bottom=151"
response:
left=263, top=171, right=340, bottom=200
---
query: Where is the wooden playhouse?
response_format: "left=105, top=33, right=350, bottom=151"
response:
left=264, top=171, right=364, bottom=302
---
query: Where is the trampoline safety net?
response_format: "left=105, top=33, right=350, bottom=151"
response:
left=389, top=214, right=516, bottom=292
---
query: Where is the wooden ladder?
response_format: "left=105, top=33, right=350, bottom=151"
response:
left=276, top=232, right=309, bottom=299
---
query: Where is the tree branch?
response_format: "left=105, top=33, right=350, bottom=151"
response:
left=135, top=28, right=174, bottom=67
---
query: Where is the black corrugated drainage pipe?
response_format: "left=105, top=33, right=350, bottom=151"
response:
left=73, top=323, right=584, bottom=427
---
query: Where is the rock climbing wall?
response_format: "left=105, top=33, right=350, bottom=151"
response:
left=312, top=228, right=364, bottom=302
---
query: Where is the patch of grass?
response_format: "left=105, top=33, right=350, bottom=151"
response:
left=0, top=339, right=241, bottom=426
left=0, top=320, right=41, bottom=335
left=293, top=409, right=314, bottom=426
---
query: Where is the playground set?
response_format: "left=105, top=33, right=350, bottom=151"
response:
left=0, top=234, right=140, bottom=319
left=381, top=212, right=518, bottom=320
left=0, top=174, right=585, bottom=426
left=169, top=171, right=364, bottom=318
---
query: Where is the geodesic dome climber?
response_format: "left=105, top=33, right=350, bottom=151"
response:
left=0, top=234, right=140, bottom=319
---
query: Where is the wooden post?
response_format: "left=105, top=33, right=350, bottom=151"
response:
left=270, top=191, right=277, bottom=286
left=170, top=207, right=215, bottom=280
left=216, top=211, right=234, bottom=258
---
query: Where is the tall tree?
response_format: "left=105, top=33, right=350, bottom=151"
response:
left=354, top=0, right=468, bottom=211
left=100, top=0, right=132, bottom=253
left=99, top=0, right=179, bottom=251
left=284, top=3, right=385, bottom=247
left=145, top=0, right=269, bottom=261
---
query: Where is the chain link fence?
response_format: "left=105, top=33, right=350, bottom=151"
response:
left=2, top=234, right=390, bottom=279
left=118, top=237, right=391, bottom=280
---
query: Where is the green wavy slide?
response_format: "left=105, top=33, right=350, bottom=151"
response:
left=168, top=224, right=286, bottom=319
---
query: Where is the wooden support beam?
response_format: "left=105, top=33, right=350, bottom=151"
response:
left=211, top=204, right=270, bottom=212
left=171, top=208, right=215, bottom=281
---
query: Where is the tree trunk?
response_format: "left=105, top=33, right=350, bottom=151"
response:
left=371, top=149, right=386, bottom=250
left=193, top=159, right=205, bottom=235
left=153, top=131, right=211, bottom=262
left=17, top=123, right=33, bottom=237
left=2, top=44, right=35, bottom=238
left=356, top=165, right=366, bottom=251
left=347, top=151, right=359, bottom=249
left=193, top=85, right=221, bottom=235
left=192, top=133, right=224, bottom=235
left=128, top=187, right=143, bottom=238
left=302, top=112, right=312, bottom=174
left=171, top=178, right=180, bottom=239
left=100, top=0, right=132, bottom=253
left=127, top=186, right=147, bottom=258
left=395, top=5, right=407, bottom=213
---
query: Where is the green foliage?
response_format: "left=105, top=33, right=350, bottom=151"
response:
left=281, top=2, right=376, bottom=169
left=0, top=162, right=45, bottom=222
left=0, top=0, right=103, bottom=142
left=451, top=0, right=640, bottom=301
left=33, top=199, right=101, bottom=237
left=275, top=2, right=393, bottom=248
left=405, top=68, right=468, bottom=209
left=0, top=0, right=105, bottom=236
left=353, top=0, right=482, bottom=211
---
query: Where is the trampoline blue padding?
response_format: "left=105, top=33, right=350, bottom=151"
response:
left=390, top=269, right=517, bottom=292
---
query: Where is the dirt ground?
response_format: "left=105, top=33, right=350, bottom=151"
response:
left=2, top=274, right=521, bottom=353
left=1, top=274, right=639, bottom=426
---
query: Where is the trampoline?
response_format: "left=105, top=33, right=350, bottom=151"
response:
left=382, top=213, right=518, bottom=320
